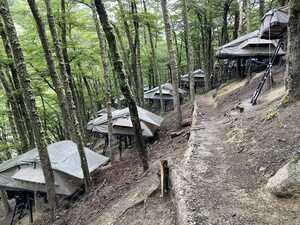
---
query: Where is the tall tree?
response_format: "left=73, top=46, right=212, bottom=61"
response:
left=117, top=0, right=139, bottom=102
left=221, top=0, right=230, bottom=45
left=238, top=0, right=249, bottom=36
left=142, top=0, right=164, bottom=112
left=0, top=0, right=56, bottom=218
left=94, top=0, right=149, bottom=171
left=91, top=1, right=113, bottom=159
left=43, top=0, right=91, bottom=191
left=27, top=0, right=72, bottom=140
left=0, top=69, right=27, bottom=154
left=131, top=0, right=144, bottom=106
left=182, top=0, right=195, bottom=102
left=287, top=0, right=300, bottom=101
left=161, top=0, right=182, bottom=129
left=0, top=18, right=35, bottom=149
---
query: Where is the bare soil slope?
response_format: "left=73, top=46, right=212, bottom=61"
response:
left=174, top=66, right=300, bottom=225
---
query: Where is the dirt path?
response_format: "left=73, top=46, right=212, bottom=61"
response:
left=173, top=94, right=300, bottom=225
left=89, top=173, right=176, bottom=225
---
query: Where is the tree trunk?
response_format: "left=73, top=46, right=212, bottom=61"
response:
left=287, top=0, right=300, bottom=100
left=27, top=0, right=72, bottom=140
left=0, top=69, right=28, bottom=154
left=43, top=0, right=91, bottom=191
left=259, top=0, right=265, bottom=19
left=91, top=2, right=114, bottom=159
left=0, top=191, right=10, bottom=215
left=161, top=0, right=182, bottom=129
left=94, top=0, right=149, bottom=171
left=117, top=0, right=139, bottom=101
left=238, top=0, right=248, bottom=36
left=182, top=0, right=195, bottom=102
left=233, top=7, right=239, bottom=39
left=112, top=23, right=132, bottom=85
left=142, top=0, right=164, bottom=113
left=0, top=0, right=56, bottom=219
left=221, top=0, right=230, bottom=45
left=60, top=0, right=79, bottom=113
left=131, top=0, right=144, bottom=106
left=0, top=18, right=35, bottom=150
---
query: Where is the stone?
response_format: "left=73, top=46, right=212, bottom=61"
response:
left=266, top=158, right=300, bottom=197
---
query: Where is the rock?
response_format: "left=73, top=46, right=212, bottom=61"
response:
left=266, top=158, right=300, bottom=197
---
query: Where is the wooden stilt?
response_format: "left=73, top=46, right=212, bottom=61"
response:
left=160, top=160, right=169, bottom=197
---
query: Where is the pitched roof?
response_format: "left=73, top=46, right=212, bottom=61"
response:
left=0, top=141, right=109, bottom=195
left=144, top=83, right=187, bottom=100
left=0, top=141, right=109, bottom=179
left=216, top=30, right=285, bottom=59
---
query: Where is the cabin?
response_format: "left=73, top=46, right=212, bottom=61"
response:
left=180, top=69, right=206, bottom=93
left=0, top=141, right=109, bottom=197
left=87, top=106, right=163, bottom=153
left=216, top=30, right=285, bottom=80
left=144, top=83, right=187, bottom=112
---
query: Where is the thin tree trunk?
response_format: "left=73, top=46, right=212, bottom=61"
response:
left=131, top=0, right=144, bottom=106
left=117, top=0, right=139, bottom=102
left=238, top=0, right=248, bottom=36
left=0, top=0, right=56, bottom=219
left=43, top=0, right=91, bottom=191
left=0, top=69, right=27, bottom=154
left=221, top=0, right=230, bottom=45
left=60, top=0, right=79, bottom=112
left=0, top=18, right=35, bottom=149
left=142, top=0, right=164, bottom=113
left=233, top=7, right=239, bottom=39
left=259, top=0, right=265, bottom=19
left=112, top=23, right=132, bottom=85
left=94, top=0, right=149, bottom=171
left=287, top=0, right=300, bottom=100
left=27, top=0, right=72, bottom=140
left=160, top=0, right=182, bottom=129
left=182, top=0, right=195, bottom=102
left=83, top=76, right=97, bottom=115
left=6, top=101, right=19, bottom=149
left=91, top=2, right=113, bottom=159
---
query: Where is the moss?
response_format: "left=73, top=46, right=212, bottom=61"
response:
left=266, top=110, right=278, bottom=121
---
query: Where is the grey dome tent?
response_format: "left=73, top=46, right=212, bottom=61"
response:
left=260, top=7, right=288, bottom=40
left=0, top=141, right=109, bottom=196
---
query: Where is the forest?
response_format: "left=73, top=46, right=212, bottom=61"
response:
left=1, top=0, right=300, bottom=224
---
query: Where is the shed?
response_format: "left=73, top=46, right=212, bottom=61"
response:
left=216, top=30, right=285, bottom=59
left=260, top=7, right=288, bottom=40
left=144, top=83, right=186, bottom=112
left=88, top=106, right=163, bottom=138
left=180, top=69, right=206, bottom=90
left=0, top=141, right=109, bottom=196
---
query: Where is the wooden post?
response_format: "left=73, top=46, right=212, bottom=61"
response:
left=160, top=160, right=169, bottom=197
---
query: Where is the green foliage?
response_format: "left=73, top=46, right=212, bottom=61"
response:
left=0, top=0, right=286, bottom=156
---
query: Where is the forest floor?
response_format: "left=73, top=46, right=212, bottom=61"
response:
left=12, top=102, right=192, bottom=225
left=174, top=66, right=300, bottom=225
left=4, top=66, right=300, bottom=225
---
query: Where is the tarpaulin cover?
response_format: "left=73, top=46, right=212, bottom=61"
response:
left=260, top=7, right=288, bottom=40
